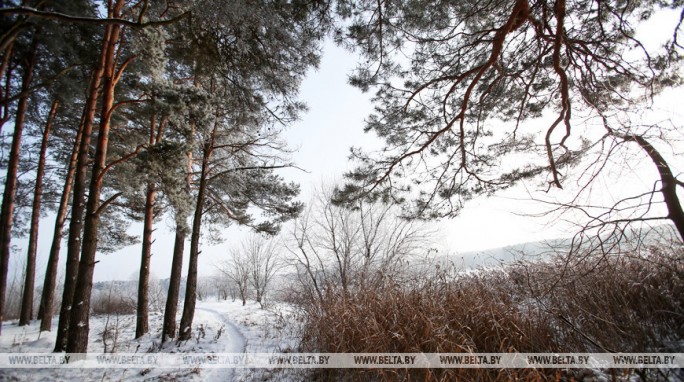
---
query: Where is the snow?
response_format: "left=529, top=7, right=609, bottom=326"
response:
left=0, top=299, right=303, bottom=381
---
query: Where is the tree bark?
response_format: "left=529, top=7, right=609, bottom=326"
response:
left=178, top=122, right=217, bottom=341
left=135, top=183, right=155, bottom=338
left=0, top=43, right=14, bottom=136
left=135, top=112, right=164, bottom=339
left=19, top=99, right=58, bottom=326
left=0, top=36, right=38, bottom=334
left=38, top=100, right=85, bottom=332
left=54, top=23, right=111, bottom=351
left=178, top=149, right=209, bottom=340
left=162, top=145, right=193, bottom=343
left=0, top=44, right=12, bottom=85
left=161, top=225, right=186, bottom=343
left=625, top=134, right=684, bottom=241
left=66, top=0, right=125, bottom=353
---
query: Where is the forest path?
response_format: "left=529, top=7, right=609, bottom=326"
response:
left=194, top=305, right=247, bottom=382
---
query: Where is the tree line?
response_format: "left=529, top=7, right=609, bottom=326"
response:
left=0, top=0, right=328, bottom=353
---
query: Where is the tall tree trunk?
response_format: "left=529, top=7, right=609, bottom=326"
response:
left=0, top=36, right=38, bottom=334
left=38, top=101, right=86, bottom=332
left=178, top=148, right=209, bottom=341
left=54, top=25, right=111, bottom=352
left=18, top=99, right=58, bottom=326
left=66, top=0, right=125, bottom=353
left=162, top=146, right=193, bottom=343
left=135, top=113, right=165, bottom=338
left=161, top=225, right=186, bottom=343
left=179, top=122, right=217, bottom=341
left=135, top=183, right=155, bottom=338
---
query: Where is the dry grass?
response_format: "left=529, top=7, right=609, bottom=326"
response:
left=297, top=245, right=684, bottom=381
left=91, top=288, right=136, bottom=315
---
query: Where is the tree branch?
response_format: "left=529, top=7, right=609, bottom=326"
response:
left=95, top=192, right=122, bottom=216
left=0, top=7, right=189, bottom=29
left=97, top=143, right=147, bottom=183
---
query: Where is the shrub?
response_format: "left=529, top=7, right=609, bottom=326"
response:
left=91, top=287, right=136, bottom=315
left=297, top=245, right=684, bottom=381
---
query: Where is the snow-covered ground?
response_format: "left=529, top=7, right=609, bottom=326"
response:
left=0, top=299, right=305, bottom=381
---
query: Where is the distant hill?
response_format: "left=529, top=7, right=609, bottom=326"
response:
left=440, top=223, right=680, bottom=270
left=444, top=240, right=563, bottom=269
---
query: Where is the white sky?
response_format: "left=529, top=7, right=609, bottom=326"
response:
left=10, top=9, right=684, bottom=283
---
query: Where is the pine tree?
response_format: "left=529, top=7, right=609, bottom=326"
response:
left=173, top=0, right=326, bottom=340
left=0, top=30, right=38, bottom=333
left=54, top=9, right=109, bottom=350
left=335, top=0, right=683, bottom=231
left=18, top=99, right=58, bottom=326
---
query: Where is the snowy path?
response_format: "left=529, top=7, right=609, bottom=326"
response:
left=193, top=306, right=247, bottom=382
left=196, top=306, right=247, bottom=353
left=0, top=300, right=301, bottom=381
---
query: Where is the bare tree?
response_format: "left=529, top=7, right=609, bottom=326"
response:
left=148, top=273, right=166, bottom=314
left=243, top=235, right=282, bottom=308
left=216, top=250, right=251, bottom=306
left=287, top=186, right=432, bottom=305
left=212, top=275, right=230, bottom=301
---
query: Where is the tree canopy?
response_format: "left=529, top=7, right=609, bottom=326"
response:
left=335, top=0, right=683, bottom=225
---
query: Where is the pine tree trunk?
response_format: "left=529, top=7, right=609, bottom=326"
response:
left=161, top=225, right=186, bottom=343
left=178, top=151, right=209, bottom=341
left=625, top=134, right=684, bottom=241
left=136, top=113, right=165, bottom=338
left=66, top=0, right=125, bottom=352
left=54, top=25, right=111, bottom=351
left=38, top=101, right=85, bottom=332
left=0, top=44, right=14, bottom=136
left=178, top=123, right=216, bottom=340
left=135, top=183, right=155, bottom=338
left=0, top=44, right=13, bottom=90
left=0, top=37, right=38, bottom=334
left=18, top=99, right=58, bottom=326
left=162, top=146, right=193, bottom=343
